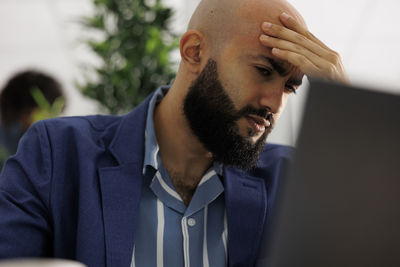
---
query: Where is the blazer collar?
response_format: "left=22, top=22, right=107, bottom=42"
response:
left=108, top=93, right=153, bottom=165
left=224, top=166, right=268, bottom=267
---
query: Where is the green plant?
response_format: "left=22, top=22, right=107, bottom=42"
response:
left=79, top=0, right=178, bottom=114
left=30, top=87, right=65, bottom=123
left=0, top=148, right=10, bottom=171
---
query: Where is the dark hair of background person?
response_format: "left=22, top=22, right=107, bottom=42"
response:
left=0, top=70, right=64, bottom=128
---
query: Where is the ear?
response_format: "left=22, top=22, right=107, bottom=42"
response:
left=180, top=30, right=207, bottom=74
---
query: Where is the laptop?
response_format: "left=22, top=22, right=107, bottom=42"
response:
left=258, top=80, right=400, bottom=267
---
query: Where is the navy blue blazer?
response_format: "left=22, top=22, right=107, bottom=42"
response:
left=0, top=94, right=293, bottom=267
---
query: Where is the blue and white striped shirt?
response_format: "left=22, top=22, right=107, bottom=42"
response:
left=131, top=87, right=228, bottom=267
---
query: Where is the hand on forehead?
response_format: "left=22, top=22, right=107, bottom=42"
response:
left=185, top=0, right=349, bottom=85
left=188, top=0, right=305, bottom=67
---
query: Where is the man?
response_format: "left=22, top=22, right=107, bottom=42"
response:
left=0, top=0, right=348, bottom=266
left=0, top=70, right=64, bottom=166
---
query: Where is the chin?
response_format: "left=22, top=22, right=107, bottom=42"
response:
left=250, top=135, right=261, bottom=143
left=249, top=133, right=264, bottom=143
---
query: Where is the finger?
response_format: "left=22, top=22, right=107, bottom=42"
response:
left=262, top=22, right=331, bottom=60
left=260, top=35, right=331, bottom=69
left=272, top=48, right=349, bottom=83
left=279, top=12, right=330, bottom=51
left=271, top=48, right=322, bottom=77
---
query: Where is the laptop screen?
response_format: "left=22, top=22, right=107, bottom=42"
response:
left=258, top=80, right=400, bottom=267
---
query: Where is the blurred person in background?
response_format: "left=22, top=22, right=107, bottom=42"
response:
left=0, top=70, right=65, bottom=165
left=0, top=0, right=348, bottom=266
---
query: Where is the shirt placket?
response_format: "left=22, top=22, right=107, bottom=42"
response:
left=181, top=216, right=191, bottom=267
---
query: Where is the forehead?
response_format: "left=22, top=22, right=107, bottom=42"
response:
left=235, top=0, right=306, bottom=27
left=223, top=1, right=304, bottom=73
left=228, top=0, right=306, bottom=45
left=224, top=25, right=293, bottom=71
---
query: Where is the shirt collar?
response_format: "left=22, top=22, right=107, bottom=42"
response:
left=143, top=86, right=170, bottom=175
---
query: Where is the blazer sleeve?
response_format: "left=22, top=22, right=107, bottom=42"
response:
left=0, top=121, right=53, bottom=258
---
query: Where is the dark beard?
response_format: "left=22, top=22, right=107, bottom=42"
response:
left=183, top=59, right=274, bottom=170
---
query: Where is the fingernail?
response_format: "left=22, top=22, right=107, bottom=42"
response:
left=272, top=48, right=280, bottom=55
left=260, top=35, right=269, bottom=41
left=263, top=22, right=272, bottom=29
left=282, top=12, right=290, bottom=20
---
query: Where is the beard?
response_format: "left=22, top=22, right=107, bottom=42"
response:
left=183, top=59, right=274, bottom=170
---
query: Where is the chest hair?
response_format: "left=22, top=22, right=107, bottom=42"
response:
left=167, top=169, right=201, bottom=206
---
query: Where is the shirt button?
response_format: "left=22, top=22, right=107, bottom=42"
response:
left=187, top=218, right=196, bottom=227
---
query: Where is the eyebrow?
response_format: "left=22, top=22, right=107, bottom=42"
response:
left=247, top=54, right=303, bottom=86
left=247, top=55, right=290, bottom=76
left=267, top=57, right=291, bottom=77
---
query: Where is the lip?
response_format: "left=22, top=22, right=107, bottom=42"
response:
left=246, top=115, right=271, bottom=133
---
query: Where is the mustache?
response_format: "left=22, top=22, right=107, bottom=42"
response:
left=234, top=105, right=274, bottom=125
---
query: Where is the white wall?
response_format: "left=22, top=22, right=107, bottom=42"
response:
left=0, top=0, right=99, bottom=116
left=167, top=0, right=400, bottom=145
left=0, top=0, right=399, bottom=145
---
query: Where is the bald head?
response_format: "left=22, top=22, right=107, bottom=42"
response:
left=188, top=0, right=305, bottom=55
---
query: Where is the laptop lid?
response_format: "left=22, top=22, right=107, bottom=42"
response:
left=260, top=80, right=400, bottom=267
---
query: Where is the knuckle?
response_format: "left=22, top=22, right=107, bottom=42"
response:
left=327, top=50, right=340, bottom=64
left=294, top=54, right=307, bottom=65
left=272, top=25, right=283, bottom=34
left=287, top=16, right=297, bottom=26
left=270, top=37, right=279, bottom=45
left=305, top=30, right=316, bottom=40
left=325, top=63, right=337, bottom=75
left=293, top=43, right=303, bottom=52
left=294, top=33, right=307, bottom=44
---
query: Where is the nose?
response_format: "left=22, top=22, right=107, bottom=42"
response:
left=258, top=80, right=287, bottom=114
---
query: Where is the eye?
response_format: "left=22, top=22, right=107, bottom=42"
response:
left=255, top=66, right=272, bottom=77
left=285, top=84, right=297, bottom=94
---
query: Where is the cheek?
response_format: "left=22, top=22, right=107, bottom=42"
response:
left=216, top=49, right=255, bottom=109
left=236, top=117, right=250, bottom=136
left=217, top=69, right=246, bottom=110
left=219, top=67, right=261, bottom=110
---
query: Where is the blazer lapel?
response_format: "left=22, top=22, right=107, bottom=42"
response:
left=224, top=167, right=268, bottom=267
left=98, top=94, right=152, bottom=266
left=99, top=163, right=143, bottom=267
